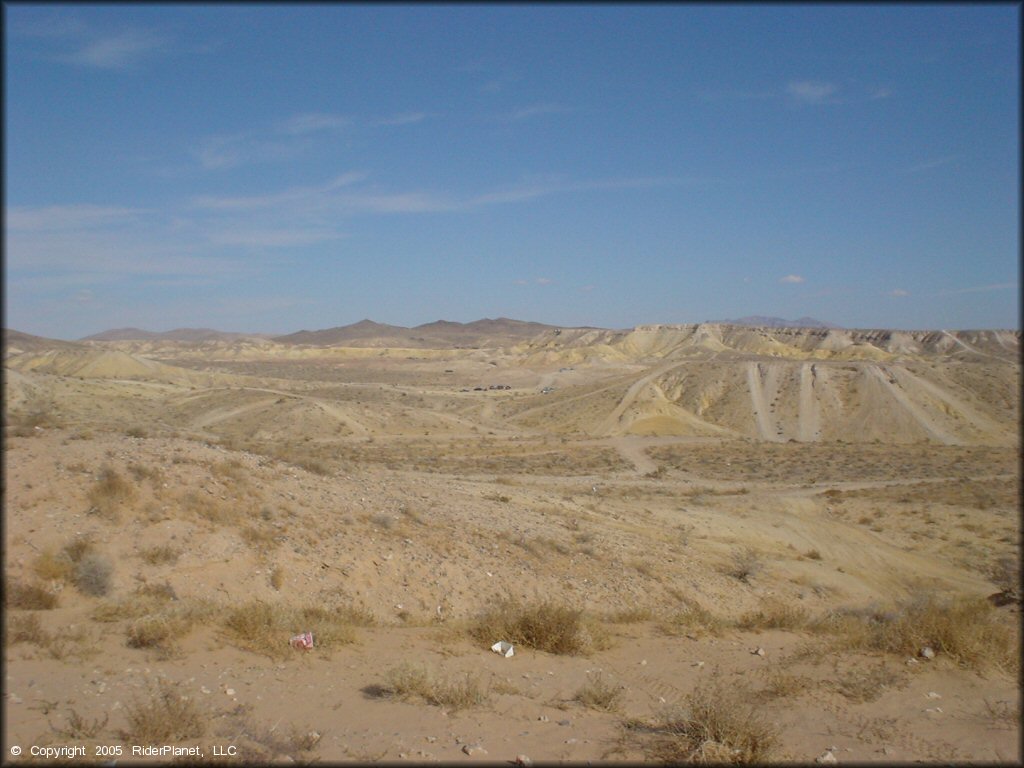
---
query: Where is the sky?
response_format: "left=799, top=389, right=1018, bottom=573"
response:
left=4, top=3, right=1020, bottom=339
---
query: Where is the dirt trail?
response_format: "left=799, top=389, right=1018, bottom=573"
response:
left=189, top=396, right=281, bottom=429
left=892, top=365, right=1006, bottom=436
left=596, top=362, right=684, bottom=436
left=943, top=329, right=1016, bottom=364
left=797, top=363, right=821, bottom=442
left=746, top=362, right=776, bottom=441
left=867, top=365, right=957, bottom=444
left=606, top=436, right=659, bottom=475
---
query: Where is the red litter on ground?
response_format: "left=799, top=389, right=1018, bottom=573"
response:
left=290, top=631, right=314, bottom=650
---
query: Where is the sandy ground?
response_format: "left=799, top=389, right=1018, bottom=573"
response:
left=3, top=325, right=1020, bottom=764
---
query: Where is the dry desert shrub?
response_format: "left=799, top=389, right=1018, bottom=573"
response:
left=53, top=708, right=109, bottom=739
left=86, top=466, right=135, bottom=521
left=725, top=547, right=764, bottom=584
left=6, top=612, right=45, bottom=644
left=229, top=716, right=323, bottom=761
left=121, top=680, right=206, bottom=742
left=72, top=552, right=114, bottom=597
left=220, top=599, right=366, bottom=658
left=988, top=555, right=1020, bottom=601
left=269, top=565, right=285, bottom=590
left=469, top=598, right=597, bottom=655
left=5, top=580, right=59, bottom=610
left=240, top=525, right=279, bottom=552
left=814, top=593, right=1018, bottom=672
left=211, top=458, right=247, bottom=482
left=375, top=663, right=489, bottom=710
left=755, top=667, right=810, bottom=701
left=575, top=671, right=625, bottom=712
left=629, top=677, right=779, bottom=764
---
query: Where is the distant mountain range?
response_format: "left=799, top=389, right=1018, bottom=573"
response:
left=79, top=327, right=274, bottom=342
left=274, top=317, right=568, bottom=347
left=718, top=316, right=840, bottom=329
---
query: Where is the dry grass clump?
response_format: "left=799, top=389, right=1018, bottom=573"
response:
left=469, top=598, right=598, bottom=655
left=736, top=600, right=808, bottom=631
left=658, top=598, right=728, bottom=638
left=181, top=489, right=241, bottom=526
left=120, top=680, right=206, bottom=742
left=829, top=660, right=904, bottom=703
left=86, top=466, right=135, bottom=521
left=32, top=548, right=74, bottom=582
left=139, top=543, right=181, bottom=566
left=221, top=599, right=369, bottom=658
left=126, top=615, right=187, bottom=653
left=5, top=580, right=59, bottom=610
left=628, top=678, right=779, bottom=764
left=814, top=593, right=1018, bottom=672
left=375, top=663, right=489, bottom=710
left=603, top=607, right=656, bottom=624
left=575, top=671, right=625, bottom=712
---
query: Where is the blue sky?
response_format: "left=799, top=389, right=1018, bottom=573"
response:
left=4, top=4, right=1019, bottom=339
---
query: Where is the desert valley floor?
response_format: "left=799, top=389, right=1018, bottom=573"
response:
left=3, top=321, right=1021, bottom=763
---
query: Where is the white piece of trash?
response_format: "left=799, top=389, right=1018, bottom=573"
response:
left=491, top=641, right=514, bottom=658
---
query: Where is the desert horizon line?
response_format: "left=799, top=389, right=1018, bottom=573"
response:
left=6, top=314, right=1023, bottom=344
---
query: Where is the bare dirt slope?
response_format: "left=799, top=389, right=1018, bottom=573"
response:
left=4, top=322, right=1019, bottom=764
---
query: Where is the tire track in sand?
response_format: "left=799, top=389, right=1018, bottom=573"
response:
left=866, top=365, right=957, bottom=444
left=746, top=362, right=777, bottom=441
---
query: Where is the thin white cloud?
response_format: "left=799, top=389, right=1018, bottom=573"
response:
left=580, top=284, right=595, bottom=292
left=535, top=277, right=552, bottom=285
left=279, top=112, right=350, bottom=135
left=370, top=112, right=429, bottom=127
left=868, top=86, right=892, bottom=100
left=513, top=279, right=529, bottom=286
left=696, top=89, right=774, bottom=102
left=786, top=81, right=837, bottom=104
left=779, top=274, right=805, bottom=284
left=509, top=103, right=573, bottom=121
left=207, top=228, right=346, bottom=248
left=193, top=173, right=691, bottom=217
left=191, top=172, right=368, bottom=210
left=194, top=133, right=303, bottom=170
left=61, top=29, right=168, bottom=69
left=889, top=288, right=909, bottom=297
left=901, top=154, right=960, bottom=174
left=6, top=204, right=145, bottom=231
